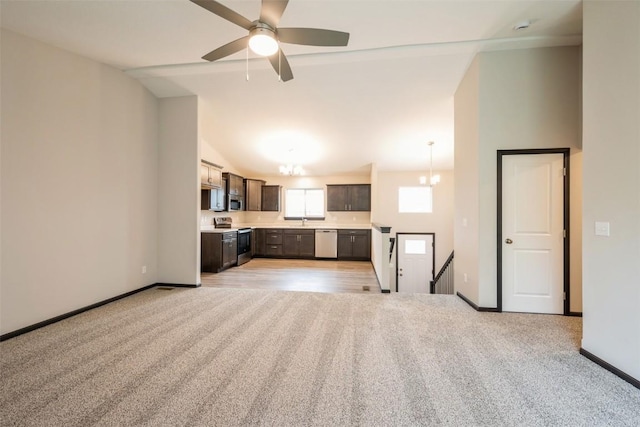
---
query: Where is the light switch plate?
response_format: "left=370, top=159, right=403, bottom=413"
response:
left=595, top=221, right=610, bottom=237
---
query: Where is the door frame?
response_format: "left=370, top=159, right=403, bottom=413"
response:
left=497, top=148, right=570, bottom=314
left=395, top=232, right=436, bottom=293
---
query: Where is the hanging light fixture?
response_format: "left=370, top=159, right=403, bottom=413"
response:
left=428, top=141, right=441, bottom=186
left=279, top=148, right=303, bottom=175
left=279, top=164, right=303, bottom=176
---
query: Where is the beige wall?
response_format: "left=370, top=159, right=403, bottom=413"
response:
left=157, top=96, right=201, bottom=286
left=199, top=101, right=245, bottom=177
left=375, top=170, right=454, bottom=273
left=0, top=30, right=159, bottom=334
left=581, top=0, right=640, bottom=381
left=455, top=46, right=583, bottom=309
left=453, top=56, right=481, bottom=304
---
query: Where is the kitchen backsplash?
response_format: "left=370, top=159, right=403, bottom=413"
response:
left=200, top=210, right=371, bottom=227
left=244, top=211, right=371, bottom=226
left=200, top=210, right=243, bottom=226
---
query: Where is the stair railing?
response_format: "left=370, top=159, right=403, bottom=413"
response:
left=430, top=251, right=454, bottom=294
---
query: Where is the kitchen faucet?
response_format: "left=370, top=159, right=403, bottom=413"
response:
left=301, top=218, right=307, bottom=226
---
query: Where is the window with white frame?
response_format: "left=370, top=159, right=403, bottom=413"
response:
left=398, top=186, right=433, bottom=213
left=285, top=188, right=325, bottom=218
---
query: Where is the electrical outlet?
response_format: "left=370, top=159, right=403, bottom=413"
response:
left=142, top=266, right=147, bottom=274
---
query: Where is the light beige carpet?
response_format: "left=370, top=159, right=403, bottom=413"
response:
left=1, top=286, right=639, bottom=426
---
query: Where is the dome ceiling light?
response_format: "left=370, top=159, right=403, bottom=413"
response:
left=248, top=24, right=279, bottom=56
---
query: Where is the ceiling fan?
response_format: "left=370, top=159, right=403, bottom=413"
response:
left=190, top=0, right=350, bottom=82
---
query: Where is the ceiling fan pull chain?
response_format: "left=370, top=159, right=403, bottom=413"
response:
left=246, top=46, right=249, bottom=81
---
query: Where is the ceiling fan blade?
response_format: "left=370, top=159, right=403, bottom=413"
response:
left=202, top=36, right=249, bottom=62
left=277, top=28, right=350, bottom=46
left=267, top=49, right=294, bottom=82
left=190, top=0, right=253, bottom=30
left=260, top=0, right=289, bottom=28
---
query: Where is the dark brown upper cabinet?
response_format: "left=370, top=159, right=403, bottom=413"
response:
left=326, top=184, right=371, bottom=211
left=223, top=172, right=245, bottom=197
left=245, top=179, right=266, bottom=211
left=261, top=185, right=281, bottom=212
left=201, top=160, right=223, bottom=189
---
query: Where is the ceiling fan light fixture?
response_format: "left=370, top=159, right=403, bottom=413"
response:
left=191, top=0, right=350, bottom=82
left=249, top=27, right=279, bottom=56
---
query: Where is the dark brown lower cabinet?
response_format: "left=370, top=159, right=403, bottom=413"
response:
left=261, top=229, right=283, bottom=257
left=254, top=228, right=370, bottom=260
left=283, top=229, right=315, bottom=258
left=201, top=231, right=237, bottom=273
left=254, top=228, right=265, bottom=256
left=254, top=228, right=314, bottom=258
left=337, top=229, right=371, bottom=260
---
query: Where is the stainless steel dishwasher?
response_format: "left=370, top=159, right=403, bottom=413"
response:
left=315, top=229, right=337, bottom=258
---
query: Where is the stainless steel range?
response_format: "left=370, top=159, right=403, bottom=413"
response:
left=214, top=217, right=252, bottom=266
left=236, top=228, right=252, bottom=265
left=214, top=217, right=233, bottom=229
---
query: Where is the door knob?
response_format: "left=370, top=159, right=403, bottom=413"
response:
left=505, top=238, right=513, bottom=244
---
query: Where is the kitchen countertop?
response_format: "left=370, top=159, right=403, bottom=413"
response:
left=200, top=226, right=239, bottom=233
left=200, top=224, right=372, bottom=233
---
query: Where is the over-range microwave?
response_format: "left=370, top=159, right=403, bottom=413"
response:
left=228, top=195, right=243, bottom=211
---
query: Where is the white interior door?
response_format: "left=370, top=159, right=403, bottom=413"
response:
left=502, top=153, right=564, bottom=314
left=397, top=234, right=434, bottom=293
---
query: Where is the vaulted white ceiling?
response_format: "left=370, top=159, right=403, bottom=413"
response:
left=1, top=0, right=582, bottom=176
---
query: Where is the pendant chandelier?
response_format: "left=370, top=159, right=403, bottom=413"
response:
left=279, top=164, right=303, bottom=176
left=279, top=148, right=303, bottom=175
left=428, top=141, right=441, bottom=186
left=420, top=141, right=440, bottom=186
